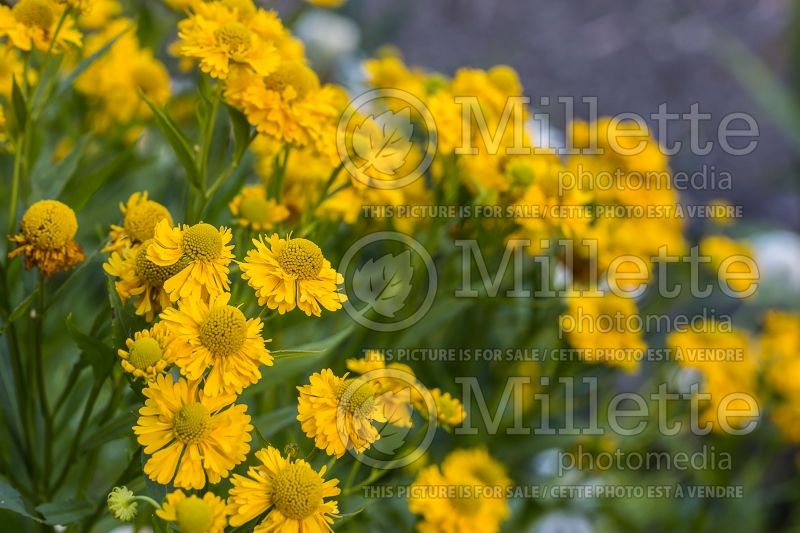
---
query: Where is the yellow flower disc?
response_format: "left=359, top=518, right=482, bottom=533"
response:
left=239, top=195, right=274, bottom=226
left=175, top=495, right=213, bottom=533
left=262, top=63, right=320, bottom=98
left=128, top=337, right=162, bottom=370
left=13, top=0, right=54, bottom=30
left=20, top=200, right=78, bottom=250
left=173, top=403, right=211, bottom=444
left=215, top=22, right=252, bottom=54
left=199, top=305, right=247, bottom=356
left=277, top=238, right=323, bottom=280
left=181, top=223, right=222, bottom=260
left=124, top=201, right=170, bottom=243
left=136, top=242, right=189, bottom=286
left=336, top=379, right=377, bottom=417
left=271, top=463, right=323, bottom=520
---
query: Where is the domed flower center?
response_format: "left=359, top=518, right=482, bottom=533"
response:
left=175, top=495, right=214, bottom=533
left=173, top=402, right=211, bottom=444
left=277, top=238, right=323, bottom=280
left=271, top=463, right=324, bottom=520
left=124, top=200, right=171, bottom=243
left=135, top=242, right=189, bottom=286
left=20, top=199, right=78, bottom=249
left=239, top=196, right=273, bottom=225
left=449, top=487, right=481, bottom=515
left=262, top=62, right=320, bottom=99
left=199, top=305, right=247, bottom=356
left=215, top=22, right=252, bottom=56
left=128, top=336, right=163, bottom=369
left=13, top=0, right=54, bottom=30
left=336, top=378, right=377, bottom=417
left=181, top=223, right=222, bottom=260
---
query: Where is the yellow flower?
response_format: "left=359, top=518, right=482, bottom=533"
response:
left=408, top=449, right=510, bottom=533
left=158, top=292, right=272, bottom=396
left=103, top=240, right=187, bottom=321
left=78, top=0, right=120, bottom=29
left=156, top=490, right=228, bottom=533
left=118, top=326, right=171, bottom=380
left=103, top=192, right=173, bottom=253
left=0, top=47, right=34, bottom=100
left=57, top=0, right=91, bottom=12
left=427, top=388, right=466, bottom=429
left=147, top=220, right=234, bottom=302
left=345, top=351, right=416, bottom=428
left=0, top=0, right=82, bottom=52
left=224, top=63, right=340, bottom=158
left=240, top=234, right=346, bottom=316
left=176, top=1, right=278, bottom=79
left=133, top=374, right=252, bottom=489
left=107, top=486, right=138, bottom=522
left=559, top=293, right=646, bottom=372
left=9, top=199, right=85, bottom=277
left=699, top=235, right=758, bottom=296
left=297, top=369, right=387, bottom=457
left=228, top=185, right=290, bottom=231
left=228, top=446, right=340, bottom=532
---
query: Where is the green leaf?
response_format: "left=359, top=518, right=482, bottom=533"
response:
left=65, top=313, right=116, bottom=382
left=252, top=405, right=298, bottom=440
left=42, top=134, right=90, bottom=198
left=226, top=104, right=253, bottom=164
left=59, top=147, right=137, bottom=211
left=141, top=92, right=200, bottom=188
left=0, top=481, right=43, bottom=522
left=6, top=292, right=36, bottom=324
left=57, top=25, right=131, bottom=98
left=36, top=499, right=93, bottom=525
left=271, top=349, right=325, bottom=360
left=79, top=410, right=136, bottom=453
left=106, top=275, right=128, bottom=348
left=11, top=77, right=27, bottom=128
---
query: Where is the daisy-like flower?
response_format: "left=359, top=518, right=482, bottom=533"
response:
left=117, top=325, right=170, bottom=380
left=224, top=62, right=341, bottom=156
left=240, top=234, right=346, bottom=316
left=408, top=449, right=510, bottom=533
left=414, top=388, right=466, bottom=429
left=103, top=192, right=172, bottom=253
left=297, top=369, right=389, bottom=457
left=229, top=185, right=290, bottom=231
left=133, top=374, right=252, bottom=489
left=103, top=240, right=188, bottom=321
left=228, top=446, right=340, bottom=532
left=0, top=0, right=82, bottom=52
left=147, top=220, right=234, bottom=302
left=156, top=490, right=228, bottom=533
left=346, top=351, right=417, bottom=428
left=9, top=199, right=85, bottom=277
left=176, top=0, right=277, bottom=79
left=158, top=292, right=272, bottom=396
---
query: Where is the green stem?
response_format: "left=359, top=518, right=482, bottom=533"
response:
left=34, top=275, right=53, bottom=493
left=49, top=383, right=101, bottom=495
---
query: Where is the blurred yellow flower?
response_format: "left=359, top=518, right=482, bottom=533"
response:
left=228, top=446, right=340, bottom=531
left=156, top=490, right=228, bottom=533
left=133, top=374, right=252, bottom=489
left=228, top=185, right=290, bottom=231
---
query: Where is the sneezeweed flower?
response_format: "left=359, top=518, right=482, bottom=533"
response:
left=297, top=369, right=387, bottom=457
left=133, top=374, right=252, bottom=489
left=9, top=199, right=85, bottom=277
left=240, top=234, right=346, bottom=316
left=228, top=185, right=290, bottom=231
left=158, top=292, right=272, bottom=396
left=118, top=326, right=170, bottom=380
left=103, top=192, right=172, bottom=253
left=699, top=235, right=759, bottom=296
left=78, top=0, right=120, bottom=29
left=413, top=388, right=465, bottom=430
left=103, top=239, right=189, bottom=321
left=156, top=490, right=228, bottom=533
left=147, top=220, right=234, bottom=302
left=176, top=1, right=278, bottom=79
left=409, top=449, right=510, bottom=533
left=228, top=446, right=340, bottom=531
left=0, top=0, right=82, bottom=52
left=57, top=0, right=91, bottom=12
left=559, top=293, right=646, bottom=372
